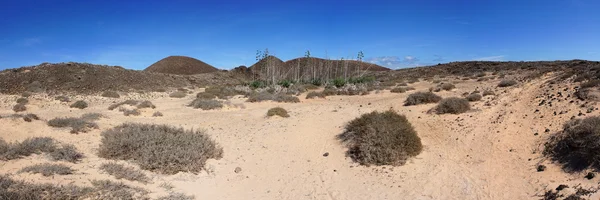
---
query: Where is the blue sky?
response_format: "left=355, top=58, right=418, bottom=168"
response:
left=1, top=0, right=599, bottom=70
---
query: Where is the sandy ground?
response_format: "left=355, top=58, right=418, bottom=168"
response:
left=1, top=75, right=599, bottom=200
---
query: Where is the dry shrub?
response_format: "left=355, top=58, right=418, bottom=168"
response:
left=12, top=103, right=26, bottom=112
left=477, top=77, right=490, bottom=82
left=466, top=93, right=482, bottom=102
left=440, top=83, right=455, bottom=91
left=498, top=79, right=518, bottom=87
left=338, top=110, right=422, bottom=166
left=136, top=101, right=156, bottom=109
left=397, top=82, right=408, bottom=86
left=157, top=192, right=195, bottom=200
left=580, top=80, right=600, bottom=88
left=188, top=99, right=223, bottom=110
left=86, top=180, right=148, bottom=199
left=70, top=100, right=88, bottom=109
left=101, top=91, right=120, bottom=98
left=436, top=97, right=471, bottom=114
left=544, top=116, right=600, bottom=172
left=0, top=137, right=82, bottom=162
left=16, top=98, right=28, bottom=104
left=21, top=92, right=32, bottom=97
left=483, top=90, right=495, bottom=96
left=204, top=86, right=247, bottom=99
left=404, top=92, right=442, bottom=106
left=304, top=84, right=320, bottom=90
left=19, top=163, right=74, bottom=176
left=0, top=175, right=94, bottom=199
left=267, top=107, right=289, bottom=118
left=390, top=87, right=407, bottom=93
left=574, top=88, right=599, bottom=100
left=98, top=123, right=223, bottom=174
left=152, top=111, right=163, bottom=117
left=247, top=91, right=300, bottom=103
left=108, top=100, right=138, bottom=110
left=120, top=108, right=141, bottom=116
left=196, top=92, right=216, bottom=99
left=100, top=162, right=150, bottom=183
left=169, top=91, right=187, bottom=98
left=47, top=114, right=100, bottom=133
left=306, top=91, right=326, bottom=99
left=54, top=96, right=71, bottom=102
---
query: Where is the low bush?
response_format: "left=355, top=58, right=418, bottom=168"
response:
left=48, top=144, right=83, bottom=162
left=100, top=162, right=150, bottom=183
left=54, top=96, right=71, bottom=102
left=169, top=91, right=187, bottom=98
left=21, top=92, right=32, bottom=97
left=98, top=123, right=223, bottom=174
left=267, top=107, right=289, bottom=118
left=70, top=100, right=88, bottom=109
left=204, top=86, right=248, bottom=99
left=0, top=137, right=82, bottom=162
left=498, top=79, right=518, bottom=87
left=306, top=91, right=326, bottom=99
left=333, top=78, right=346, bottom=88
left=483, top=90, right=495, bottom=96
left=440, top=83, right=455, bottom=91
left=188, top=99, right=223, bottom=110
left=47, top=114, right=100, bottom=134
left=544, top=116, right=600, bottom=172
left=196, top=92, right=216, bottom=100
left=19, top=163, right=74, bottom=176
left=101, top=91, right=120, bottom=98
left=136, top=101, right=156, bottom=109
left=16, top=98, right=28, bottom=104
left=390, top=87, right=407, bottom=93
left=404, top=92, right=442, bottom=106
left=580, top=80, right=600, bottom=88
left=338, top=110, right=422, bottom=166
left=81, top=113, right=103, bottom=121
left=152, top=111, right=163, bottom=117
left=436, top=97, right=471, bottom=114
left=12, top=103, right=26, bottom=112
left=157, top=192, right=195, bottom=200
left=120, top=108, right=141, bottom=116
left=466, top=93, right=482, bottom=102
left=247, top=91, right=300, bottom=103
left=108, top=100, right=138, bottom=110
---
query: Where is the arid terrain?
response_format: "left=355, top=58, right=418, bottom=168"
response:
left=1, top=59, right=600, bottom=200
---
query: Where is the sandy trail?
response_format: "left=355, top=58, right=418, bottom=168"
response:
left=1, top=77, right=599, bottom=199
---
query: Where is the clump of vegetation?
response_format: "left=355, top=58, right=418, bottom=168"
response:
left=98, top=123, right=223, bottom=174
left=21, top=92, right=32, bottom=97
left=19, top=163, right=75, bottom=176
left=108, top=100, right=138, bottom=110
left=188, top=99, right=223, bottom=110
left=498, top=79, right=518, bottom=87
left=466, top=93, right=482, bottom=102
left=55, top=95, right=71, bottom=102
left=306, top=91, right=326, bottom=99
left=390, top=87, right=407, bottom=93
left=10, top=113, right=40, bottom=122
left=47, top=113, right=100, bottom=133
left=544, top=116, right=600, bottom=172
left=157, top=192, right=195, bottom=200
left=169, top=91, right=187, bottom=98
left=16, top=98, right=28, bottom=104
left=483, top=90, right=495, bottom=96
left=136, top=101, right=156, bottom=109
left=152, top=111, right=163, bottom=117
left=247, top=91, right=300, bottom=103
left=435, top=97, right=471, bottom=114
left=338, top=110, right=422, bottom=166
left=267, top=107, right=289, bottom=118
left=204, top=86, right=248, bottom=99
left=0, top=137, right=83, bottom=162
left=404, top=92, right=442, bottom=106
left=12, top=103, right=27, bottom=112
left=100, top=162, right=150, bottom=183
left=70, top=100, right=88, bottom=109
left=440, top=83, right=456, bottom=91
left=196, top=92, right=216, bottom=99
left=101, top=91, right=120, bottom=98
left=120, top=108, right=141, bottom=116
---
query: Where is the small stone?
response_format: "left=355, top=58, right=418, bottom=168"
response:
left=537, top=165, right=546, bottom=172
left=585, top=172, right=595, bottom=180
left=323, top=152, right=329, bottom=157
left=234, top=167, right=242, bottom=173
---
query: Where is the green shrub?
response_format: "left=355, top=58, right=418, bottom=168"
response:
left=19, top=163, right=74, bottom=176
left=98, top=123, right=223, bottom=174
left=100, top=162, right=150, bottom=183
left=101, top=91, right=120, bottom=98
left=311, top=79, right=323, bottom=86
left=188, top=99, right=223, bottom=110
left=498, top=79, right=518, bottom=87
left=306, top=91, right=326, bottom=99
left=440, top=83, right=455, bottom=91
left=267, top=107, right=289, bottom=118
left=338, top=110, right=422, bottom=166
left=333, top=78, right=346, bottom=88
left=466, top=93, right=482, bottom=102
left=16, top=98, right=28, bottom=104
left=278, top=80, right=292, bottom=88
left=169, top=91, right=187, bottom=98
left=390, top=87, right=407, bottom=93
left=544, top=116, right=600, bottom=172
left=70, top=100, right=88, bottom=109
left=436, top=97, right=471, bottom=114
left=249, top=80, right=266, bottom=89
left=12, top=103, right=26, bottom=112
left=404, top=92, right=442, bottom=106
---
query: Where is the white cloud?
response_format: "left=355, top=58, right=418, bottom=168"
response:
left=473, top=55, right=505, bottom=61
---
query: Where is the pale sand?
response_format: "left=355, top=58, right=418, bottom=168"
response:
left=1, top=75, right=598, bottom=200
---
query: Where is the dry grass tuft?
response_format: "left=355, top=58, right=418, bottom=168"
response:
left=19, top=163, right=74, bottom=176
left=390, top=87, right=407, bottom=93
left=136, top=101, right=156, bottom=109
left=101, top=91, right=120, bottom=98
left=338, top=110, right=422, bottom=166
left=152, top=111, right=163, bottom=117
left=0, top=137, right=83, bottom=162
left=47, top=113, right=100, bottom=134
left=404, top=92, right=442, bottom=106
left=267, top=107, right=289, bottom=118
left=435, top=97, right=471, bottom=114
left=108, top=100, right=138, bottom=110
left=98, top=123, right=223, bottom=174
left=99, top=162, right=150, bottom=183
left=188, top=99, right=223, bottom=110
left=247, top=91, right=300, bottom=103
left=196, top=92, right=216, bottom=99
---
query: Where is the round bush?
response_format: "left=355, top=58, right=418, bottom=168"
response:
left=101, top=91, right=120, bottom=98
left=466, top=93, right=482, bottom=102
left=188, top=99, right=223, bottom=110
left=544, top=117, right=600, bottom=172
left=70, top=100, right=88, bottom=109
left=98, top=123, right=223, bottom=174
left=338, top=110, right=422, bottom=166
left=498, top=79, right=518, bottom=87
left=440, top=83, right=455, bottom=91
left=404, top=92, right=442, bottom=106
left=267, top=107, right=289, bottom=118
left=390, top=87, right=407, bottom=93
left=436, top=97, right=471, bottom=114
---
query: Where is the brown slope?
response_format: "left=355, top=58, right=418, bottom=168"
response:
left=144, top=56, right=219, bottom=75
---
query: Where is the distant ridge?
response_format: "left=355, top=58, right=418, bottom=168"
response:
left=144, top=56, right=219, bottom=75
